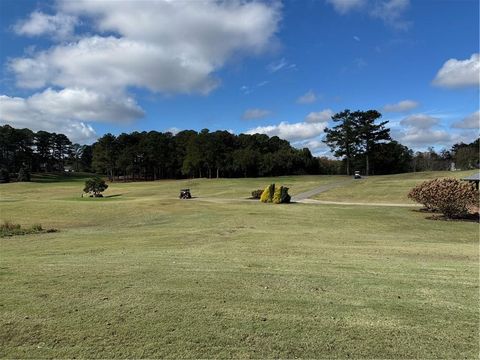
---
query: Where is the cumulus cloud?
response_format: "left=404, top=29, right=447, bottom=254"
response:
left=0, top=88, right=144, bottom=143
left=383, top=99, right=419, bottom=112
left=13, top=11, right=77, bottom=39
left=296, top=90, right=318, bottom=104
left=452, top=111, right=480, bottom=129
left=246, top=121, right=326, bottom=142
left=305, top=109, right=334, bottom=123
left=395, top=113, right=453, bottom=148
left=432, top=53, right=480, bottom=88
left=397, top=129, right=451, bottom=147
left=11, top=0, right=280, bottom=96
left=293, top=138, right=329, bottom=155
left=242, top=108, right=272, bottom=120
left=400, top=114, right=439, bottom=129
left=326, top=0, right=365, bottom=14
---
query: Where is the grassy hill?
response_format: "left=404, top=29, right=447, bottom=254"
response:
left=314, top=170, right=477, bottom=204
left=0, top=173, right=478, bottom=358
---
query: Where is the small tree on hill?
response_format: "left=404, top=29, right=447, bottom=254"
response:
left=84, top=176, right=108, bottom=197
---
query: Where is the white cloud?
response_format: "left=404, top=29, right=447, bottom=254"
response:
left=371, top=0, right=411, bottom=30
left=267, top=58, right=288, bottom=73
left=293, top=138, right=329, bottom=155
left=10, top=0, right=280, bottom=96
left=400, top=114, right=439, bottom=129
left=397, top=129, right=451, bottom=147
left=452, top=111, right=480, bottom=129
left=305, top=109, right=334, bottom=123
left=353, top=36, right=360, bottom=42
left=0, top=88, right=145, bottom=143
left=242, top=108, right=271, bottom=120
left=326, top=0, right=365, bottom=14
left=296, top=90, right=317, bottom=104
left=13, top=11, right=77, bottom=39
left=328, top=0, right=410, bottom=30
left=432, top=53, right=480, bottom=88
left=246, top=121, right=326, bottom=142
left=383, top=99, right=419, bottom=112
left=395, top=112, right=453, bottom=148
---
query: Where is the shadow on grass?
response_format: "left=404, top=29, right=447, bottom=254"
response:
left=425, top=214, right=479, bottom=223
left=412, top=208, right=479, bottom=222
left=31, top=172, right=94, bottom=183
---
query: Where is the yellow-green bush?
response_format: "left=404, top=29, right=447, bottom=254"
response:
left=273, top=186, right=282, bottom=203
left=260, top=184, right=275, bottom=203
left=273, top=186, right=291, bottom=204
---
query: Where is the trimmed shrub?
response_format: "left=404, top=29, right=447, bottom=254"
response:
left=280, top=186, right=291, bottom=204
left=409, top=178, right=479, bottom=218
left=260, top=183, right=275, bottom=203
left=273, top=186, right=291, bottom=204
left=272, top=186, right=281, bottom=204
left=408, top=179, right=438, bottom=211
left=251, top=189, right=264, bottom=199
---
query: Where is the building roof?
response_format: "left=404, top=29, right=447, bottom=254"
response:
left=461, top=172, right=480, bottom=181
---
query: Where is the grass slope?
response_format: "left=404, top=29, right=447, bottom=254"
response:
left=0, top=174, right=478, bottom=358
left=314, top=170, right=476, bottom=204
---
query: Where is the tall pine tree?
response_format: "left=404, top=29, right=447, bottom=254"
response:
left=354, top=110, right=391, bottom=176
left=323, top=110, right=359, bottom=175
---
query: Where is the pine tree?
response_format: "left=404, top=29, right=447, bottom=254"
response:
left=354, top=110, right=391, bottom=176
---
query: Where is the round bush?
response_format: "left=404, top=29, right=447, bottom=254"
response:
left=409, top=178, right=478, bottom=218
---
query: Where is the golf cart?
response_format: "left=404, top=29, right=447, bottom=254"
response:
left=354, top=171, right=362, bottom=179
left=179, top=189, right=192, bottom=199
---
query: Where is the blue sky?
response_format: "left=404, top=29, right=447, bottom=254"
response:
left=0, top=0, right=478, bottom=155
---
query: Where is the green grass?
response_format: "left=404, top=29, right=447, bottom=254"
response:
left=314, top=170, right=477, bottom=204
left=0, top=173, right=478, bottom=358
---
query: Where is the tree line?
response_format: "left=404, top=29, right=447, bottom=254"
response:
left=0, top=125, right=93, bottom=182
left=0, top=109, right=478, bottom=182
left=91, top=129, right=319, bottom=180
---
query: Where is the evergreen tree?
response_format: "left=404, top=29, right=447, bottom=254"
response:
left=323, top=110, right=359, bottom=175
left=354, top=110, right=391, bottom=176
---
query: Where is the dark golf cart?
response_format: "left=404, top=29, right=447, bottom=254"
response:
left=179, top=189, right=192, bottom=199
left=354, top=171, right=362, bottom=179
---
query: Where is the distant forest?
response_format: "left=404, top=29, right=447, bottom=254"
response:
left=0, top=116, right=478, bottom=182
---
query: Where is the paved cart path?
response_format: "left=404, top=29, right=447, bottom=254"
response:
left=290, top=179, right=355, bottom=202
left=297, top=198, right=420, bottom=207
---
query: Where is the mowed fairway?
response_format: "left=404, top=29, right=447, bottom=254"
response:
left=0, top=174, right=478, bottom=358
left=314, top=170, right=475, bottom=204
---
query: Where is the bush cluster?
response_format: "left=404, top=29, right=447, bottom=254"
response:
left=273, top=186, right=291, bottom=204
left=408, top=178, right=479, bottom=218
left=251, top=189, right=264, bottom=199
left=260, top=184, right=275, bottom=203
left=260, top=183, right=290, bottom=204
left=0, top=221, right=57, bottom=237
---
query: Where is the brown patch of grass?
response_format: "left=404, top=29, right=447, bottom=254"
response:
left=0, top=221, right=58, bottom=237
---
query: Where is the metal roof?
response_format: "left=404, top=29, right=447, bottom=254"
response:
left=461, top=172, right=480, bottom=181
